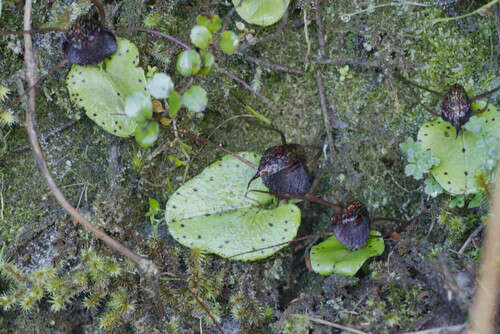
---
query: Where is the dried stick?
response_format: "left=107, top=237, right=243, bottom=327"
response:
left=469, top=166, right=500, bottom=334
left=315, top=57, right=385, bottom=70
left=11, top=117, right=80, bottom=153
left=245, top=55, right=304, bottom=75
left=22, top=0, right=158, bottom=279
left=294, top=315, right=367, bottom=334
left=214, top=63, right=276, bottom=112
left=313, top=0, right=335, bottom=164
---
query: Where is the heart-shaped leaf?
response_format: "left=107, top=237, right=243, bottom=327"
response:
left=418, top=103, right=500, bottom=194
left=232, top=0, right=290, bottom=27
left=310, top=231, right=384, bottom=277
left=66, top=38, right=147, bottom=137
left=190, top=25, right=212, bottom=49
left=182, top=85, right=208, bottom=117
left=165, top=152, right=301, bottom=261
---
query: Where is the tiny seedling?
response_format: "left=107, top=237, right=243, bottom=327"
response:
left=395, top=73, right=500, bottom=135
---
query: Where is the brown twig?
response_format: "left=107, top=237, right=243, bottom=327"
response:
left=214, top=63, right=276, bottom=112
left=295, top=315, right=367, bottom=334
left=0, top=59, right=68, bottom=116
left=239, top=19, right=305, bottom=53
left=22, top=0, right=158, bottom=280
left=11, top=117, right=80, bottom=153
left=117, top=26, right=191, bottom=50
left=245, top=55, right=304, bottom=75
left=315, top=57, right=385, bottom=70
left=313, top=0, right=335, bottom=164
left=469, top=166, right=500, bottom=334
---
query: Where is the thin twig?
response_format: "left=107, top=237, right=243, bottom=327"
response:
left=245, top=55, right=304, bottom=75
left=188, top=290, right=224, bottom=334
left=22, top=0, right=158, bottom=279
left=458, top=224, right=485, bottom=255
left=11, top=117, right=80, bottom=153
left=0, top=59, right=68, bottom=116
left=239, top=19, right=305, bottom=53
left=295, top=315, right=367, bottom=334
left=117, top=26, right=191, bottom=50
left=469, top=165, right=500, bottom=333
left=315, top=71, right=335, bottom=164
left=214, top=63, right=276, bottom=112
left=403, top=324, right=466, bottom=334
left=314, top=0, right=335, bottom=164
left=315, top=57, right=385, bottom=70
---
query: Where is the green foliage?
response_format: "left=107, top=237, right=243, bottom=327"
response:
left=400, top=137, right=439, bottom=180
left=418, top=103, right=500, bottom=194
left=66, top=38, right=147, bottom=137
left=182, top=85, right=208, bottom=117
left=124, top=91, right=153, bottom=123
left=190, top=25, right=212, bottom=49
left=134, top=121, right=160, bottom=148
left=197, top=14, right=222, bottom=33
left=147, top=73, right=174, bottom=99
left=199, top=50, right=214, bottom=75
left=146, top=198, right=162, bottom=234
left=0, top=249, right=133, bottom=331
left=310, top=231, right=385, bottom=276
left=165, top=152, right=301, bottom=261
left=424, top=175, right=444, bottom=197
left=176, top=50, right=202, bottom=76
left=220, top=31, right=239, bottom=55
left=232, top=0, right=290, bottom=26
left=168, top=90, right=182, bottom=118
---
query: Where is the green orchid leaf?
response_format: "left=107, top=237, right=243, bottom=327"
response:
left=165, top=152, right=301, bottom=261
left=310, top=231, right=384, bottom=277
left=219, top=31, right=239, bottom=55
left=135, top=121, right=159, bottom=148
left=176, top=50, right=202, bottom=76
left=66, top=38, right=147, bottom=137
left=199, top=50, right=214, bottom=75
left=168, top=90, right=182, bottom=119
left=182, top=85, right=208, bottom=117
left=232, top=0, right=290, bottom=26
left=197, top=14, right=222, bottom=33
left=190, top=25, right=212, bottom=49
left=124, top=92, right=153, bottom=123
left=418, top=103, right=500, bottom=194
left=147, top=73, right=174, bottom=99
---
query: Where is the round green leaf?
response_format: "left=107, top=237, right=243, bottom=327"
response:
left=310, top=231, right=384, bottom=277
left=66, top=38, right=147, bottom=137
left=147, top=73, right=174, bottom=99
left=197, top=14, right=222, bottom=33
left=219, top=31, right=239, bottom=55
left=168, top=90, right=182, bottom=118
left=135, top=121, right=159, bottom=148
left=199, top=50, right=214, bottom=75
left=418, top=103, right=500, bottom=194
left=232, top=0, right=290, bottom=26
left=182, top=85, right=208, bottom=115
left=176, top=50, right=202, bottom=76
left=165, top=152, right=301, bottom=261
left=124, top=92, right=153, bottom=123
left=190, top=25, right=212, bottom=49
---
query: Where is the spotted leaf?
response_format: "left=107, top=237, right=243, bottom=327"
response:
left=165, top=152, right=301, bottom=261
left=66, top=38, right=147, bottom=137
left=310, top=231, right=384, bottom=276
left=418, top=103, right=500, bottom=194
